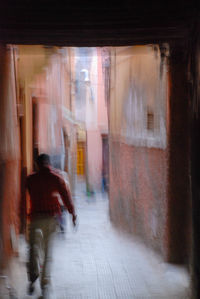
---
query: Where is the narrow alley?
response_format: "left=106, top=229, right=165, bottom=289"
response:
left=1, top=2, right=200, bottom=297
left=0, top=45, right=196, bottom=297
left=8, top=182, right=189, bottom=299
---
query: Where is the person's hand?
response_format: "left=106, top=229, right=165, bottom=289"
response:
left=72, top=214, right=77, bottom=226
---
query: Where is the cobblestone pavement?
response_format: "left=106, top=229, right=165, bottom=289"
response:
left=9, top=183, right=190, bottom=299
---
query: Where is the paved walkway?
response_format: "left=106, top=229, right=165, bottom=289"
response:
left=9, top=184, right=190, bottom=299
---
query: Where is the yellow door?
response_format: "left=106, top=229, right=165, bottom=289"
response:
left=77, top=142, right=85, bottom=175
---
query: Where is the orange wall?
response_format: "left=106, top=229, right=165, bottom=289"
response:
left=0, top=46, right=21, bottom=267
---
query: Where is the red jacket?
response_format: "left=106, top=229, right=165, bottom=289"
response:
left=26, top=166, right=75, bottom=217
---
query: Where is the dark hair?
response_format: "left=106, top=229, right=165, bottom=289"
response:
left=36, top=153, right=50, bottom=167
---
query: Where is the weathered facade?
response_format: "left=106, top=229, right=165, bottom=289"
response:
left=109, top=46, right=167, bottom=254
left=108, top=45, right=190, bottom=263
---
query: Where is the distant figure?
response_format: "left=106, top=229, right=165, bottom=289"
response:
left=25, top=153, right=77, bottom=297
left=101, top=169, right=108, bottom=193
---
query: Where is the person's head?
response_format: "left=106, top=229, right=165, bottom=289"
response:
left=36, top=153, right=50, bottom=169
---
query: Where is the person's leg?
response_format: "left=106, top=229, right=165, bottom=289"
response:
left=27, top=218, right=41, bottom=293
left=40, top=217, right=56, bottom=290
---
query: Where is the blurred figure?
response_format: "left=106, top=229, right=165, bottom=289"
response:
left=25, top=153, right=77, bottom=297
left=54, top=170, right=70, bottom=234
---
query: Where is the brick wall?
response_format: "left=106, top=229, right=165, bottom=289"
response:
left=109, top=140, right=167, bottom=255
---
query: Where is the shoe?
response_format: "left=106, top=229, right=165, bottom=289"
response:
left=28, top=274, right=39, bottom=295
left=28, top=282, right=34, bottom=295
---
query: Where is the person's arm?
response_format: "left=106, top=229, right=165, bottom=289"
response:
left=57, top=177, right=77, bottom=225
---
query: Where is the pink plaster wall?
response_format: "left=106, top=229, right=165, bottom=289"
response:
left=87, top=129, right=102, bottom=191
left=97, top=48, right=108, bottom=132
left=86, top=49, right=108, bottom=191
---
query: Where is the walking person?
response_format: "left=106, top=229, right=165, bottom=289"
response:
left=25, top=153, right=77, bottom=297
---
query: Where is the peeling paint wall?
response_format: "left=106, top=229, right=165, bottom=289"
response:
left=110, top=46, right=167, bottom=148
left=109, top=45, right=168, bottom=256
